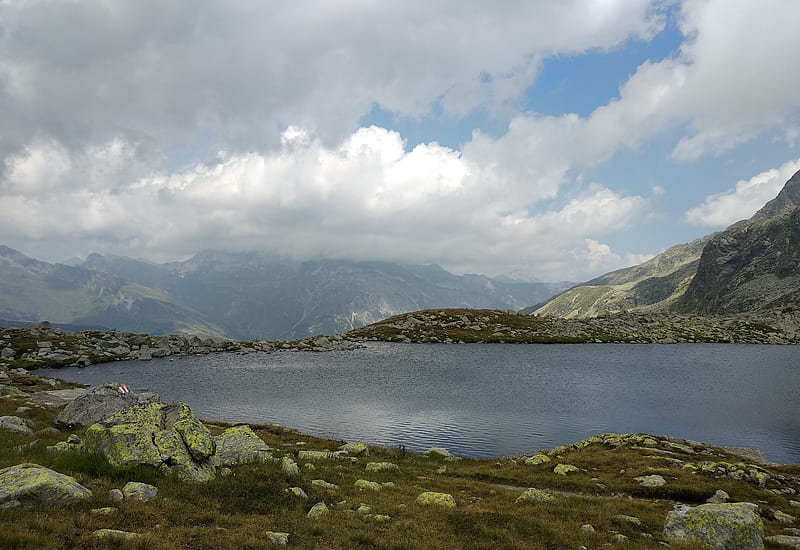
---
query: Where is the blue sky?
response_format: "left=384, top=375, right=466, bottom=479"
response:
left=1, top=1, right=800, bottom=281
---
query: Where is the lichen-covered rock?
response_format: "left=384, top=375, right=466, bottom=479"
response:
left=281, top=456, right=300, bottom=475
left=0, top=415, right=34, bottom=436
left=82, top=401, right=216, bottom=483
left=311, top=479, right=338, bottom=491
left=634, top=474, right=666, bottom=487
left=0, top=384, right=28, bottom=398
left=416, top=491, right=456, bottom=507
left=55, top=382, right=160, bottom=428
left=707, top=490, right=730, bottom=504
left=265, top=531, right=290, bottom=545
left=298, top=449, right=348, bottom=460
left=354, top=479, right=381, bottom=491
left=286, top=486, right=308, bottom=499
left=427, top=447, right=459, bottom=460
left=554, top=463, right=579, bottom=476
left=122, top=481, right=157, bottom=501
left=213, top=425, right=271, bottom=466
left=365, top=462, right=399, bottom=472
left=515, top=488, right=555, bottom=504
left=339, top=442, right=369, bottom=456
left=93, top=529, right=139, bottom=541
left=764, top=535, right=800, bottom=548
left=774, top=510, right=797, bottom=523
left=307, top=501, right=329, bottom=518
left=0, top=464, right=91, bottom=506
left=663, top=502, right=764, bottom=550
left=523, top=453, right=551, bottom=465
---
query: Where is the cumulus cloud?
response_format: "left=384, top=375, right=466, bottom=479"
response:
left=0, top=128, right=649, bottom=280
left=685, top=158, right=800, bottom=227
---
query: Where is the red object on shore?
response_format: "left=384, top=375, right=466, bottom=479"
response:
left=118, top=385, right=129, bottom=394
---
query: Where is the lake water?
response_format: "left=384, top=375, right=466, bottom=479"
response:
left=38, top=343, right=800, bottom=464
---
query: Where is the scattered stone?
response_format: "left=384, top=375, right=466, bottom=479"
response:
left=214, top=425, right=271, bottom=466
left=366, top=462, right=399, bottom=472
left=0, top=384, right=28, bottom=398
left=354, top=479, right=381, bottom=491
left=553, top=464, right=580, bottom=476
left=281, top=457, right=300, bottom=475
left=54, top=382, right=160, bottom=428
left=357, top=504, right=373, bottom=514
left=109, top=488, right=124, bottom=501
left=339, top=442, right=369, bottom=456
left=90, top=507, right=117, bottom=515
left=370, top=514, right=391, bottom=522
left=427, top=447, right=460, bottom=460
left=303, top=463, right=316, bottom=471
left=707, top=489, right=730, bottom=503
left=286, top=487, right=308, bottom=499
left=0, top=415, right=34, bottom=436
left=298, top=450, right=348, bottom=460
left=612, top=533, right=629, bottom=543
left=663, top=502, right=764, bottom=550
left=416, top=491, right=456, bottom=508
left=774, top=510, right=797, bottom=524
left=523, top=453, right=551, bottom=465
left=93, top=529, right=139, bottom=541
left=265, top=531, right=290, bottom=545
left=580, top=524, right=596, bottom=533
left=122, top=482, right=158, bottom=501
left=615, top=515, right=643, bottom=527
left=0, top=464, right=92, bottom=506
left=765, top=535, right=800, bottom=548
left=307, top=501, right=329, bottom=518
left=634, top=474, right=666, bottom=487
left=515, top=488, right=555, bottom=504
left=311, top=479, right=338, bottom=491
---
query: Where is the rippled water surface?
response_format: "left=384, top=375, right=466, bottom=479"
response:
left=40, top=343, right=800, bottom=463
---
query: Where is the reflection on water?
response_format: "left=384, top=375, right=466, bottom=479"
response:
left=39, top=342, right=800, bottom=463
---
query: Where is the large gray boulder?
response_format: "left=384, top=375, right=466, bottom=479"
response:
left=0, top=415, right=35, bottom=436
left=0, top=463, right=92, bottom=507
left=664, top=502, right=764, bottom=550
left=82, top=402, right=216, bottom=483
left=213, top=425, right=272, bottom=466
left=55, top=383, right=160, bottom=428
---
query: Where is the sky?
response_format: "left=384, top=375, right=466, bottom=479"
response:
left=1, top=0, right=800, bottom=282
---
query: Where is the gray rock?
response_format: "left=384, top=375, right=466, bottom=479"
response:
left=54, top=382, right=160, bottom=428
left=213, top=425, right=272, bottom=466
left=338, top=442, right=369, bottom=456
left=365, top=462, right=399, bottom=472
left=280, top=456, right=300, bottom=475
left=0, top=415, right=35, bottom=436
left=82, top=401, right=216, bottom=483
left=1, top=347, right=15, bottom=358
left=311, top=479, right=339, bottom=491
left=634, top=474, right=666, bottom=487
left=122, top=482, right=158, bottom=501
left=0, top=384, right=28, bottom=398
left=93, top=529, right=139, bottom=541
left=765, top=535, right=800, bottom=548
left=307, top=501, right=329, bottom=518
left=707, top=489, right=730, bottom=503
left=0, top=464, right=92, bottom=506
left=515, top=488, right=555, bottom=503
left=265, top=531, right=290, bottom=545
left=664, top=502, right=764, bottom=550
left=109, top=488, right=124, bottom=501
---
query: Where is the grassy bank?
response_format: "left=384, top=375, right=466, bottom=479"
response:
left=1, top=373, right=799, bottom=549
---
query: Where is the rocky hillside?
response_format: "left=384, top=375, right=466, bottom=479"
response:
left=532, top=169, right=800, bottom=319
left=347, top=308, right=800, bottom=344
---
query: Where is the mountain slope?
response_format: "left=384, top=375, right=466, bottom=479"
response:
left=533, top=168, right=800, bottom=318
left=82, top=251, right=570, bottom=340
left=0, top=247, right=225, bottom=338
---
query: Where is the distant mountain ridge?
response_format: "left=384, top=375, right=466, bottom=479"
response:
left=0, top=247, right=569, bottom=340
left=532, top=169, right=800, bottom=318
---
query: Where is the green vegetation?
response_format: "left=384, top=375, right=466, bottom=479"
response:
left=1, top=373, right=798, bottom=549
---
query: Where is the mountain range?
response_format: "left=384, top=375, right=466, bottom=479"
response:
left=532, top=169, right=800, bottom=319
left=0, top=248, right=569, bottom=340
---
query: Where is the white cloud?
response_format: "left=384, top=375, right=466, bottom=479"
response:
left=0, top=129, right=649, bottom=281
left=685, top=158, right=800, bottom=227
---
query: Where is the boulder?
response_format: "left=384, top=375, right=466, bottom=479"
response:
left=354, top=479, right=381, bottom=491
left=280, top=457, right=300, bottom=475
left=427, top=447, right=460, bottom=460
left=286, top=487, right=308, bottom=499
left=307, top=501, right=329, bottom=518
left=553, top=464, right=579, bottom=476
left=122, top=482, right=158, bottom=501
left=54, top=383, right=160, bottom=428
left=213, top=425, right=271, bottom=466
left=0, top=464, right=92, bottom=506
left=365, top=462, right=399, bottom=472
left=338, top=442, right=369, bottom=456
left=523, top=453, right=551, bottom=465
left=634, top=474, right=666, bottom=487
left=765, top=535, right=800, bottom=548
left=82, top=401, right=216, bottom=483
left=265, top=531, right=290, bottom=545
left=311, top=479, right=338, bottom=491
left=707, top=490, right=731, bottom=504
left=0, top=415, right=34, bottom=436
left=416, top=491, right=456, bottom=507
left=664, top=502, right=764, bottom=550
left=515, top=488, right=555, bottom=504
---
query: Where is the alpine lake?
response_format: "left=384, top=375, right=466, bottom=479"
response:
left=38, top=342, right=800, bottom=464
